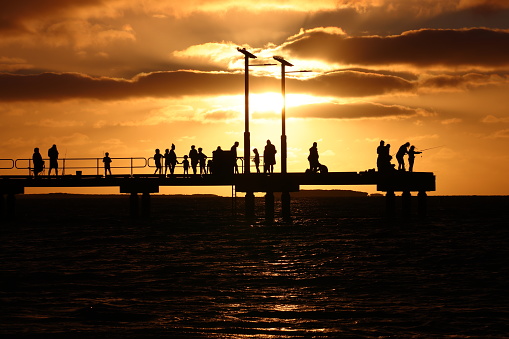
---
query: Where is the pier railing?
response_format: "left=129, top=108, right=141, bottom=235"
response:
left=12, top=156, right=248, bottom=176
left=0, top=159, right=15, bottom=170
left=15, top=157, right=148, bottom=177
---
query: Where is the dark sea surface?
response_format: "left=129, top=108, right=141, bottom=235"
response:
left=1, top=194, right=508, bottom=338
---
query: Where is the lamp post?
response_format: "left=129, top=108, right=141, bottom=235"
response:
left=237, top=48, right=257, bottom=175
left=237, top=48, right=276, bottom=174
left=272, top=56, right=293, bottom=174
left=273, top=56, right=311, bottom=220
left=273, top=56, right=311, bottom=174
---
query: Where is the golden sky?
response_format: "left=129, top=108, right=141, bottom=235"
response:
left=1, top=0, right=509, bottom=195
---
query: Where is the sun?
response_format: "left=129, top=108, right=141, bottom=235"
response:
left=251, top=92, right=283, bottom=114
left=250, top=92, right=324, bottom=114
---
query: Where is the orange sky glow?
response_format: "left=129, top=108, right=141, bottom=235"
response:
left=1, top=0, right=509, bottom=195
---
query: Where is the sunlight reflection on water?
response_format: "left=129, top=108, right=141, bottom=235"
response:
left=0, top=195, right=508, bottom=338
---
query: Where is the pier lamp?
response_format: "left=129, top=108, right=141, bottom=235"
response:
left=237, top=47, right=276, bottom=174
left=273, top=56, right=311, bottom=174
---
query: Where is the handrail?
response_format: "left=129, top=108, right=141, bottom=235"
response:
left=6, top=155, right=260, bottom=175
left=0, top=159, right=15, bottom=170
left=147, top=156, right=246, bottom=173
left=15, top=157, right=147, bottom=176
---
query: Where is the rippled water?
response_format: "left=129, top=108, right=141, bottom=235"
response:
left=1, top=195, right=508, bottom=338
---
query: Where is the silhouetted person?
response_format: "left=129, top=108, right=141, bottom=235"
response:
left=182, top=155, right=190, bottom=177
left=189, top=145, right=199, bottom=175
left=231, top=141, right=239, bottom=174
left=169, top=143, right=178, bottom=175
left=207, top=159, right=213, bottom=174
left=153, top=148, right=163, bottom=175
left=103, top=152, right=112, bottom=176
left=396, top=142, right=410, bottom=171
left=163, top=148, right=171, bottom=175
left=32, top=147, right=44, bottom=178
left=198, top=147, right=208, bottom=175
left=308, top=142, right=320, bottom=173
left=377, top=140, right=386, bottom=171
left=263, top=140, right=277, bottom=174
left=386, top=144, right=395, bottom=171
left=377, top=140, right=394, bottom=172
left=48, top=144, right=59, bottom=176
left=408, top=145, right=422, bottom=172
left=253, top=148, right=260, bottom=173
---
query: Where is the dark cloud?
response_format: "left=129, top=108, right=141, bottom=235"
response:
left=285, top=28, right=509, bottom=68
left=289, top=71, right=415, bottom=97
left=420, top=72, right=509, bottom=90
left=301, top=4, right=509, bottom=36
left=0, top=71, right=243, bottom=102
left=288, top=102, right=421, bottom=120
left=0, top=69, right=416, bottom=102
left=0, top=1, right=103, bottom=34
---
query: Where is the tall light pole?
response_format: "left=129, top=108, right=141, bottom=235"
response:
left=273, top=56, right=293, bottom=174
left=237, top=48, right=257, bottom=174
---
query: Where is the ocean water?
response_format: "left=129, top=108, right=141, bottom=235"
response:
left=1, top=195, right=508, bottom=338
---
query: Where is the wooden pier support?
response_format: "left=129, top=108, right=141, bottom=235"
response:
left=385, top=191, right=395, bottom=217
left=281, top=191, right=291, bottom=221
left=141, top=192, right=151, bottom=217
left=418, top=191, right=427, bottom=217
left=128, top=192, right=151, bottom=218
left=265, top=192, right=274, bottom=221
left=402, top=191, right=411, bottom=217
left=245, top=191, right=255, bottom=219
left=0, top=193, right=17, bottom=220
left=129, top=193, right=139, bottom=218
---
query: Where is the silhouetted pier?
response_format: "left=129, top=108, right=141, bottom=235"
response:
left=0, top=165, right=435, bottom=219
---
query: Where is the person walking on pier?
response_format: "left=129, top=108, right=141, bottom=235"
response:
left=396, top=142, right=410, bottom=171
left=231, top=141, right=240, bottom=174
left=48, top=144, right=59, bottom=176
left=169, top=143, right=178, bottom=176
left=408, top=145, right=422, bottom=172
left=308, top=142, right=320, bottom=173
left=153, top=149, right=163, bottom=175
left=32, top=147, right=44, bottom=178
left=253, top=148, right=260, bottom=173
left=189, top=145, right=199, bottom=175
left=198, top=147, right=208, bottom=175
left=263, top=140, right=277, bottom=174
left=103, top=152, right=112, bottom=176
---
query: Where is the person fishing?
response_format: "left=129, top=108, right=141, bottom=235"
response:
left=408, top=146, right=422, bottom=172
left=396, top=142, right=410, bottom=171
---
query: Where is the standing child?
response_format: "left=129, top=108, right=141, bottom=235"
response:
left=163, top=148, right=171, bottom=176
left=253, top=148, right=260, bottom=173
left=408, top=145, right=422, bottom=172
left=182, top=155, right=190, bottom=177
left=103, top=152, right=112, bottom=176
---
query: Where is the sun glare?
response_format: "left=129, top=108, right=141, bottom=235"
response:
left=250, top=93, right=325, bottom=114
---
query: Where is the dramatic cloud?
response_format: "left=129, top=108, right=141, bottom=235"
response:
left=284, top=27, right=509, bottom=69
left=0, top=69, right=419, bottom=102
left=287, top=102, right=424, bottom=120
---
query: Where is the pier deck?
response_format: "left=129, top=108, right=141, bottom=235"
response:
left=0, top=171, right=435, bottom=193
left=0, top=171, right=436, bottom=218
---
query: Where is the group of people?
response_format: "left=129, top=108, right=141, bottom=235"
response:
left=149, top=139, right=279, bottom=177
left=377, top=141, right=421, bottom=172
left=32, top=140, right=422, bottom=177
left=31, top=145, right=59, bottom=177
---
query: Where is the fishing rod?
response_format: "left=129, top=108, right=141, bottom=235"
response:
left=418, top=145, right=445, bottom=152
